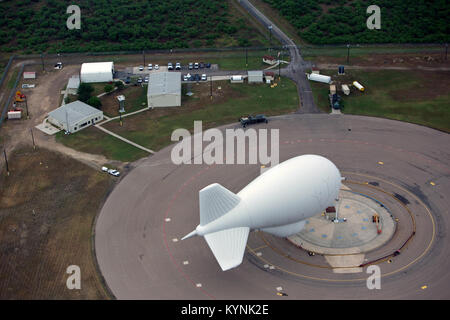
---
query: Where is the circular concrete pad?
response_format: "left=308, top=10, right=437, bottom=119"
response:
left=95, top=114, right=450, bottom=299
left=288, top=189, right=396, bottom=255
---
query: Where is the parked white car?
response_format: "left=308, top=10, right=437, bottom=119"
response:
left=107, top=169, right=120, bottom=177
left=201, top=74, right=207, bottom=81
left=154, top=64, right=159, bottom=70
left=148, top=63, right=153, bottom=70
left=101, top=166, right=108, bottom=172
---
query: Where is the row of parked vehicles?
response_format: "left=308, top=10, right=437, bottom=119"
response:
left=183, top=73, right=207, bottom=82
left=138, top=62, right=211, bottom=71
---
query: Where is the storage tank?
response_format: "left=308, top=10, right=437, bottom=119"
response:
left=307, top=73, right=331, bottom=84
left=230, top=75, right=244, bottom=83
left=353, top=81, right=365, bottom=91
left=342, top=84, right=350, bottom=95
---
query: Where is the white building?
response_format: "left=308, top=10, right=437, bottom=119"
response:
left=248, top=70, right=263, bottom=83
left=147, top=72, right=181, bottom=107
left=48, top=100, right=103, bottom=133
left=66, top=76, right=80, bottom=95
left=23, top=72, right=36, bottom=79
left=80, top=62, right=114, bottom=83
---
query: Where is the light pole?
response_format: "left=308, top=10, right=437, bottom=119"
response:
left=346, top=44, right=350, bottom=64
left=268, top=25, right=273, bottom=51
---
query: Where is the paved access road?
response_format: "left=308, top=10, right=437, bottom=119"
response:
left=95, top=114, right=450, bottom=299
left=237, top=0, right=318, bottom=113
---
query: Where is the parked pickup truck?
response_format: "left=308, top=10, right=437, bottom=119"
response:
left=239, top=114, right=268, bottom=127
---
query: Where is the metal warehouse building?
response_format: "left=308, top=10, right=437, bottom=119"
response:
left=147, top=72, right=181, bottom=108
left=248, top=70, right=263, bottom=83
left=80, top=62, right=114, bottom=83
left=48, top=100, right=103, bottom=133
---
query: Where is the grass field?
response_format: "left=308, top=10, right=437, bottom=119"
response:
left=99, top=85, right=148, bottom=118
left=310, top=69, right=450, bottom=132
left=55, top=128, right=149, bottom=162
left=302, top=45, right=445, bottom=59
left=57, top=77, right=299, bottom=162
left=0, top=147, right=113, bottom=299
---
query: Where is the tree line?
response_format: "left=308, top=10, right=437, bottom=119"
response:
left=263, top=0, right=449, bottom=44
left=0, top=0, right=258, bottom=54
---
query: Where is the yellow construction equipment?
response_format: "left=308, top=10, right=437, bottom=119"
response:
left=15, top=90, right=26, bottom=102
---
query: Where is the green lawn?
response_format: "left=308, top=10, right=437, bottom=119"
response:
left=55, top=128, right=149, bottom=162
left=310, top=69, right=450, bottom=132
left=57, top=77, right=299, bottom=162
left=302, top=45, right=443, bottom=59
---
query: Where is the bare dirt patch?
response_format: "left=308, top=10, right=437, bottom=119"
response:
left=0, top=146, right=113, bottom=299
left=313, top=52, right=450, bottom=69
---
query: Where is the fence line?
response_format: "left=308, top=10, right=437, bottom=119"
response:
left=0, top=64, right=24, bottom=127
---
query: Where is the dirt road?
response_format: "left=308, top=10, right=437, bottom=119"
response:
left=0, top=65, right=110, bottom=171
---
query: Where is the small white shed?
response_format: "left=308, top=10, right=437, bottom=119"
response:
left=23, top=72, right=36, bottom=79
left=248, top=70, right=263, bottom=83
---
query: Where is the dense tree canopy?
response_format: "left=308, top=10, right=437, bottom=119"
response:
left=0, top=0, right=261, bottom=53
left=263, top=0, right=449, bottom=44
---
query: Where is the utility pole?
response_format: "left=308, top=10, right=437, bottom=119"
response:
left=245, top=48, right=248, bottom=70
left=278, top=51, right=281, bottom=80
left=25, top=99, right=29, bottom=119
left=346, top=44, right=350, bottom=64
left=41, top=53, right=45, bottom=71
left=268, top=25, right=273, bottom=52
left=3, top=149, right=9, bottom=176
left=30, top=128, right=36, bottom=150
left=210, top=76, right=213, bottom=100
